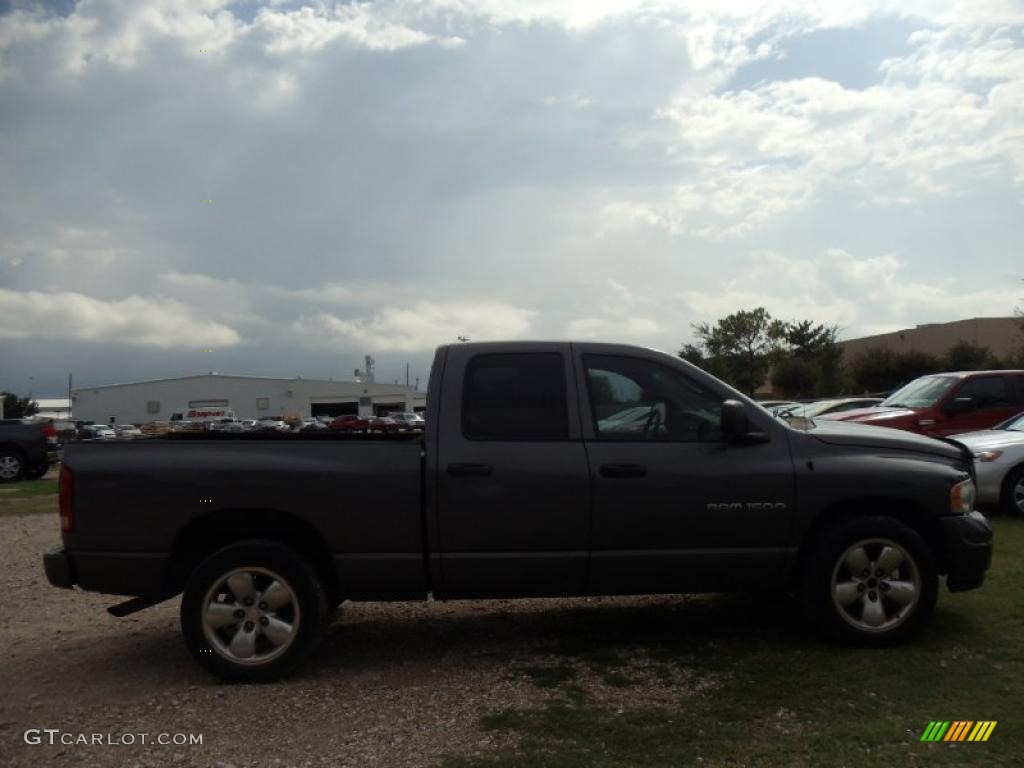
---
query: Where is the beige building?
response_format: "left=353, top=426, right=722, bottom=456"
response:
left=838, top=317, right=1022, bottom=361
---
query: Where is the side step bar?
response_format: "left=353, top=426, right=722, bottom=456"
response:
left=107, top=593, right=177, bottom=617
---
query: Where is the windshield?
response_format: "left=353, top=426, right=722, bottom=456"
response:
left=996, top=412, right=1024, bottom=431
left=881, top=376, right=957, bottom=408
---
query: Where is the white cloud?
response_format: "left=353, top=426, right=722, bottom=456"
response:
left=255, top=4, right=446, bottom=54
left=293, top=301, right=535, bottom=351
left=0, top=289, right=241, bottom=348
left=678, top=249, right=1022, bottom=339
left=566, top=316, right=664, bottom=339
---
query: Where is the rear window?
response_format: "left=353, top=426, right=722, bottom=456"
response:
left=462, top=353, right=568, bottom=441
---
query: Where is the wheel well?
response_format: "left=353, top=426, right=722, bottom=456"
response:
left=168, top=509, right=340, bottom=604
left=0, top=443, right=27, bottom=459
left=791, top=498, right=950, bottom=586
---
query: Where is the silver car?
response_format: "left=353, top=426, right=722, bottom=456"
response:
left=955, top=411, right=1024, bottom=515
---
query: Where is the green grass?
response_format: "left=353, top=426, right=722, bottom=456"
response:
left=0, top=477, right=58, bottom=517
left=447, top=517, right=1023, bottom=768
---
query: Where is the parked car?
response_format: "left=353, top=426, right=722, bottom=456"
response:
left=300, top=418, right=327, bottom=432
left=81, top=424, right=117, bottom=439
left=369, top=416, right=400, bottom=433
left=819, top=370, right=1024, bottom=436
left=45, top=341, right=992, bottom=682
left=953, top=411, right=1024, bottom=515
left=780, top=398, right=884, bottom=419
left=757, top=400, right=800, bottom=411
left=0, top=419, right=59, bottom=481
left=254, top=417, right=290, bottom=432
left=387, top=412, right=425, bottom=430
left=209, top=418, right=246, bottom=433
left=238, top=419, right=260, bottom=431
left=114, top=424, right=143, bottom=439
left=328, top=414, right=371, bottom=432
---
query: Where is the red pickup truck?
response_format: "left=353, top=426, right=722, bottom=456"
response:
left=819, top=370, right=1024, bottom=436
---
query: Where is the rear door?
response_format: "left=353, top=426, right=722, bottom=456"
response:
left=574, top=346, right=796, bottom=595
left=434, top=344, right=590, bottom=598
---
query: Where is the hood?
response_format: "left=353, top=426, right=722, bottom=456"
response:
left=953, top=429, right=1024, bottom=449
left=806, top=418, right=962, bottom=460
left=816, top=405, right=913, bottom=422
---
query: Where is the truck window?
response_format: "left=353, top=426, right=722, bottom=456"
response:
left=462, top=353, right=568, bottom=441
left=584, top=354, right=723, bottom=442
left=956, top=376, right=1012, bottom=408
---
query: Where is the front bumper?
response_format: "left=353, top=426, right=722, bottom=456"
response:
left=938, top=510, right=993, bottom=592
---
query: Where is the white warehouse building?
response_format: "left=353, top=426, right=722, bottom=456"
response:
left=71, top=373, right=426, bottom=425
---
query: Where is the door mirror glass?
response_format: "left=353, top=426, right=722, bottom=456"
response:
left=720, top=400, right=749, bottom=440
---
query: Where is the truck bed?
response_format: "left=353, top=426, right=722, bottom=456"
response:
left=62, top=434, right=426, bottom=599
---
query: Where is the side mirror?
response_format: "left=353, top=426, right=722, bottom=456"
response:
left=945, top=396, right=976, bottom=415
left=720, top=400, right=750, bottom=440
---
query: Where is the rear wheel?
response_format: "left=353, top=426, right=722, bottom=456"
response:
left=0, top=450, right=24, bottom=482
left=801, top=516, right=937, bottom=646
left=181, top=540, right=329, bottom=682
left=1000, top=466, right=1024, bottom=517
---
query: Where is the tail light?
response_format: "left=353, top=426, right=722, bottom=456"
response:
left=43, top=423, right=58, bottom=444
left=59, top=465, right=74, bottom=533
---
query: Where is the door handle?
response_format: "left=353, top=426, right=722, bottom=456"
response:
left=447, top=463, right=493, bottom=478
left=599, top=463, right=647, bottom=478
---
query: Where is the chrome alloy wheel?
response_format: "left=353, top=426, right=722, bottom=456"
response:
left=831, top=539, right=920, bottom=633
left=201, top=567, right=300, bottom=665
left=0, top=454, right=21, bottom=481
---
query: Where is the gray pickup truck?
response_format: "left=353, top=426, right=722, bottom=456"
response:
left=44, top=342, right=993, bottom=681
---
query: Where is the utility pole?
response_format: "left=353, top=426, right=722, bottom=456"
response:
left=68, top=373, right=73, bottom=419
left=405, top=362, right=409, bottom=387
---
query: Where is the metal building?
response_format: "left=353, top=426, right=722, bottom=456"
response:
left=71, top=373, right=425, bottom=425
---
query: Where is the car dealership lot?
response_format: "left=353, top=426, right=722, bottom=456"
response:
left=2, top=483, right=1022, bottom=767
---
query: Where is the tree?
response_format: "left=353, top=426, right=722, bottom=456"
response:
left=847, top=348, right=943, bottom=393
left=771, top=356, right=818, bottom=398
left=691, top=307, right=783, bottom=395
left=944, top=340, right=998, bottom=371
left=777, top=319, right=843, bottom=396
left=1, top=392, right=38, bottom=419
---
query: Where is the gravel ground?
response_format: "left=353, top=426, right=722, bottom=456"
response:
left=1, top=508, right=712, bottom=768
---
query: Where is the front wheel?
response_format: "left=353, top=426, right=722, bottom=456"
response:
left=801, top=516, right=937, bottom=646
left=1000, top=465, right=1024, bottom=516
left=181, top=540, right=329, bottom=682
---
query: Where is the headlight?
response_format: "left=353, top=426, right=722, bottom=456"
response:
left=950, top=479, right=976, bottom=515
left=972, top=450, right=1003, bottom=462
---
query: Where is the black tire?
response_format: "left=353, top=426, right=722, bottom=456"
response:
left=800, top=516, right=937, bottom=647
left=1000, top=465, right=1024, bottom=517
left=0, top=449, right=25, bottom=483
left=181, top=540, right=329, bottom=683
left=25, top=462, right=50, bottom=480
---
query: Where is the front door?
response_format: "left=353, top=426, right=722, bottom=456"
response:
left=435, top=347, right=590, bottom=598
left=576, top=350, right=796, bottom=595
left=930, top=375, right=1020, bottom=436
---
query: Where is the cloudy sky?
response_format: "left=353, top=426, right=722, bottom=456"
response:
left=1, top=0, right=1022, bottom=396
